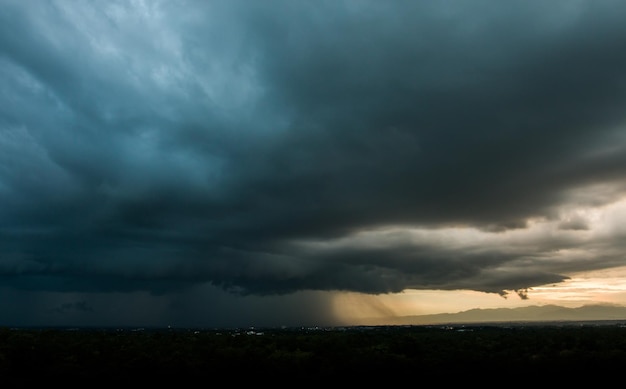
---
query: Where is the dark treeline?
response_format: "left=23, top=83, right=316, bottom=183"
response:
left=2, top=322, right=626, bottom=384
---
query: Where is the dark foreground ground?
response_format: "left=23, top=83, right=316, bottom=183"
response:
left=2, top=321, right=626, bottom=385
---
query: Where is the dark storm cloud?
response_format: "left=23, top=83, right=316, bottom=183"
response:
left=2, top=0, right=626, bottom=311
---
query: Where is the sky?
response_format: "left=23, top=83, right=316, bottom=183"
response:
left=1, top=0, right=626, bottom=329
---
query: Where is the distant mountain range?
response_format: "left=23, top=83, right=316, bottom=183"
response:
left=360, top=304, right=626, bottom=326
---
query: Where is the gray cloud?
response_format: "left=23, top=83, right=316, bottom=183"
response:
left=1, top=0, right=626, bottom=326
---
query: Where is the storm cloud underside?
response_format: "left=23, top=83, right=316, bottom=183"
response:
left=2, top=0, right=626, bottom=325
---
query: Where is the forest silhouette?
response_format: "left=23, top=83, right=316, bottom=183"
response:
left=2, top=322, right=625, bottom=384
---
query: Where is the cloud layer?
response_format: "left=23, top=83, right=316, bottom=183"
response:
left=2, top=0, right=626, bottom=322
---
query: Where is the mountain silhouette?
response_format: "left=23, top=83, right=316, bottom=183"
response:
left=360, top=304, right=626, bottom=326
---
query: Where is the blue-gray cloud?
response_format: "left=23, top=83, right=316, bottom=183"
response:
left=2, top=0, right=626, bottom=326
